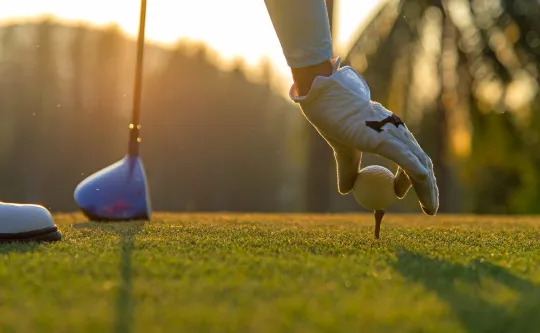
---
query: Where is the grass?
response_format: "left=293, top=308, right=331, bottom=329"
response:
left=0, top=213, right=539, bottom=333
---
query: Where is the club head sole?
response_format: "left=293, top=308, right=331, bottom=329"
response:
left=0, top=226, right=62, bottom=243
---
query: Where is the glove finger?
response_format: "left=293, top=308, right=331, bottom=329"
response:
left=376, top=138, right=428, bottom=181
left=333, top=147, right=362, bottom=195
left=375, top=138, right=438, bottom=215
left=388, top=126, right=439, bottom=215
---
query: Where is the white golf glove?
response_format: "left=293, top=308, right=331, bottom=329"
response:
left=290, top=57, right=439, bottom=215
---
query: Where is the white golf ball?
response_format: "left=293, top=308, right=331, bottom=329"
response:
left=353, top=165, right=396, bottom=210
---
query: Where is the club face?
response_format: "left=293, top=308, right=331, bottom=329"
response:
left=74, top=155, right=152, bottom=222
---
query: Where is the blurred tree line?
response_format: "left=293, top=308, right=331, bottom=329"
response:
left=0, top=20, right=315, bottom=213
left=0, top=0, right=539, bottom=215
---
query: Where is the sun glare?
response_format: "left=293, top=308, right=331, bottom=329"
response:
left=1, top=0, right=381, bottom=91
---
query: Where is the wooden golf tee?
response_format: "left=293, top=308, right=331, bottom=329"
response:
left=374, top=210, right=385, bottom=239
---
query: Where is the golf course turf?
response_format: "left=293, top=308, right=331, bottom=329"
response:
left=0, top=213, right=539, bottom=332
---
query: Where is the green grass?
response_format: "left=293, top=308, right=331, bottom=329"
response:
left=1, top=213, right=539, bottom=333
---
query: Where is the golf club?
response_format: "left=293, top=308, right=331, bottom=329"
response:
left=74, top=0, right=152, bottom=221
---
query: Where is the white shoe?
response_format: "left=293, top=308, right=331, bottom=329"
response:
left=290, top=57, right=439, bottom=215
left=0, top=202, right=61, bottom=242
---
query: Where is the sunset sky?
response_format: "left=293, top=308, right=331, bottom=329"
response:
left=1, top=0, right=382, bottom=88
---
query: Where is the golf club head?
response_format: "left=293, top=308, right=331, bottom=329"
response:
left=74, top=155, right=152, bottom=222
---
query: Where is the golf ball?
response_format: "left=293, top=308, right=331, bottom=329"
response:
left=353, top=165, right=396, bottom=210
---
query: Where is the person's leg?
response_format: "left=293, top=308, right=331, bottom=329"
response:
left=264, top=0, right=333, bottom=96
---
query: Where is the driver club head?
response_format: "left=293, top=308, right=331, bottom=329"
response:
left=74, top=155, right=152, bottom=222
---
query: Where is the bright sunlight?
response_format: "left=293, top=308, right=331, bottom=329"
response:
left=1, top=0, right=381, bottom=84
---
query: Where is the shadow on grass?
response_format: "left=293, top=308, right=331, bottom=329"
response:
left=113, top=221, right=145, bottom=333
left=74, top=220, right=145, bottom=333
left=0, top=242, right=42, bottom=255
left=393, top=250, right=540, bottom=333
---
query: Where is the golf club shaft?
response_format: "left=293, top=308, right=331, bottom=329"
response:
left=128, top=0, right=147, bottom=156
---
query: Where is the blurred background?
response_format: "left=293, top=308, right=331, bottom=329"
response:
left=0, top=0, right=538, bottom=215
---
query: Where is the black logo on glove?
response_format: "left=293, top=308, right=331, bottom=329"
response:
left=365, top=114, right=405, bottom=132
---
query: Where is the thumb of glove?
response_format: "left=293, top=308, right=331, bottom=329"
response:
left=333, top=146, right=362, bottom=195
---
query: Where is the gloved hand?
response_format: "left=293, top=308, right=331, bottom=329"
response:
left=290, top=57, right=439, bottom=215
